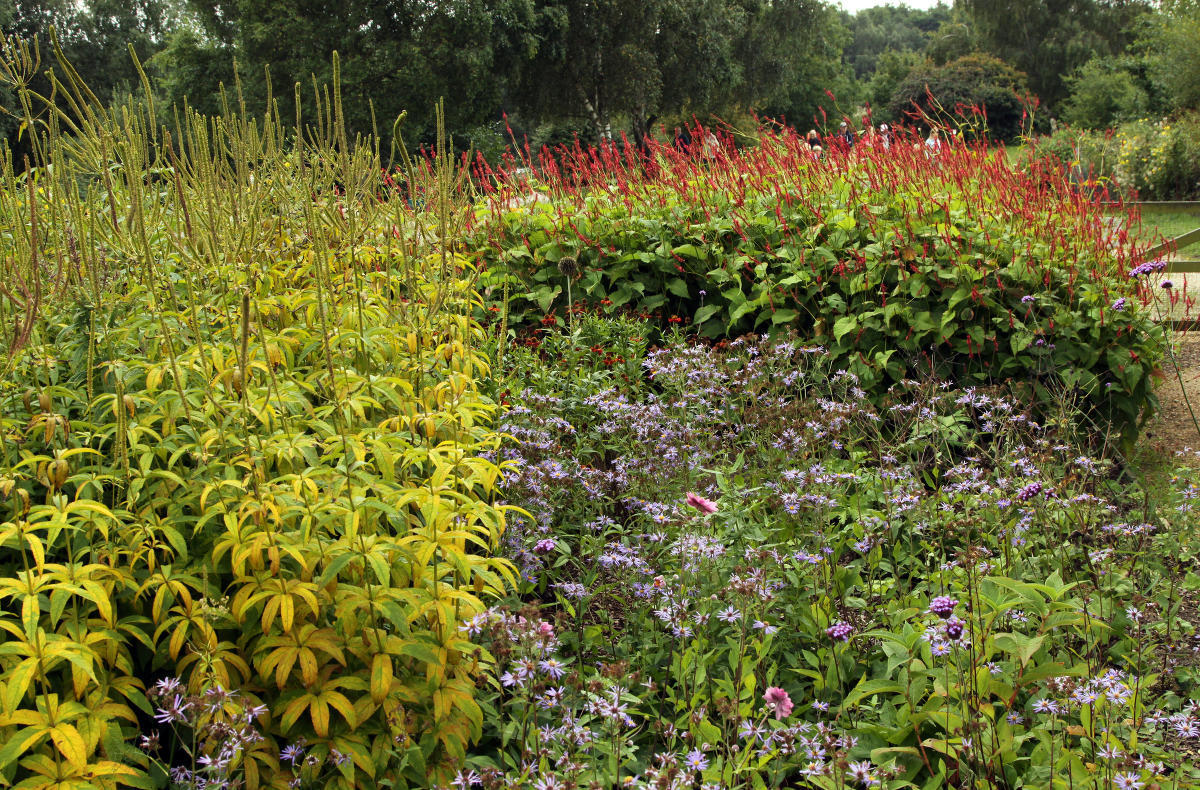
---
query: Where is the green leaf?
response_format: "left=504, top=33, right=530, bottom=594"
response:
left=844, top=678, right=905, bottom=708
left=694, top=304, right=722, bottom=325
left=535, top=285, right=561, bottom=314
left=992, top=632, right=1045, bottom=667
left=0, top=726, right=48, bottom=770
left=833, top=315, right=859, bottom=341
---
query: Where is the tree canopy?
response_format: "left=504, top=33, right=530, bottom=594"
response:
left=1, top=0, right=1196, bottom=149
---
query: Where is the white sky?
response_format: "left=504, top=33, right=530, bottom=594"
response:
left=837, top=0, right=946, bottom=11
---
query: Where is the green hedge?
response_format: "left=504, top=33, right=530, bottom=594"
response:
left=472, top=132, right=1164, bottom=445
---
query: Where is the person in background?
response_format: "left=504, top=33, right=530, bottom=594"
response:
left=673, top=126, right=692, bottom=153
left=925, top=128, right=942, bottom=157
left=838, top=121, right=855, bottom=148
left=806, top=129, right=821, bottom=150
left=878, top=123, right=891, bottom=151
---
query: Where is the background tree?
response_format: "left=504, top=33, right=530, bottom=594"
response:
left=840, top=2, right=949, bottom=79
left=742, top=0, right=853, bottom=129
left=866, top=49, right=927, bottom=123
left=958, top=0, right=1152, bottom=111
left=1060, top=55, right=1148, bottom=128
left=1142, top=0, right=1200, bottom=113
left=152, top=0, right=543, bottom=147
left=887, top=52, right=1029, bottom=140
left=6, top=0, right=175, bottom=101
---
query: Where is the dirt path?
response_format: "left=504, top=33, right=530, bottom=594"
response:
left=1143, top=332, right=1200, bottom=458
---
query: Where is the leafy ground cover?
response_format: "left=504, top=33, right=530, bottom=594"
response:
left=461, top=317, right=1200, bottom=789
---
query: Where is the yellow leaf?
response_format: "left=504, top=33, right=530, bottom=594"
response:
left=370, top=654, right=392, bottom=704
left=49, top=723, right=88, bottom=768
left=311, top=699, right=330, bottom=737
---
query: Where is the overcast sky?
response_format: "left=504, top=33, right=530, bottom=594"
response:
left=836, top=0, right=946, bottom=11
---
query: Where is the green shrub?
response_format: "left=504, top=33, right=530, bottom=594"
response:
left=1061, top=57, right=1150, bottom=130
left=1037, top=113, right=1200, bottom=200
left=1113, top=113, right=1200, bottom=200
left=472, top=130, right=1163, bottom=446
left=886, top=53, right=1030, bottom=141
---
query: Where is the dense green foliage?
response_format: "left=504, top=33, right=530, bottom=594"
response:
left=6, top=0, right=1197, bottom=158
left=0, top=54, right=516, bottom=789
left=1143, top=0, right=1200, bottom=114
left=1038, top=113, right=1200, bottom=201
left=958, top=0, right=1152, bottom=110
left=471, top=131, right=1163, bottom=446
left=464, top=322, right=1200, bottom=788
left=886, top=54, right=1029, bottom=141
left=1061, top=57, right=1151, bottom=130
left=838, top=2, right=950, bottom=80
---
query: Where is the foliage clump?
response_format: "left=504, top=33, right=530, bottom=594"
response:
left=472, top=129, right=1164, bottom=446
left=0, top=48, right=512, bottom=790
left=462, top=320, right=1200, bottom=788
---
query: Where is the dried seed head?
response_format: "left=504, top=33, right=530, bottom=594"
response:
left=557, top=256, right=579, bottom=278
left=48, top=459, right=70, bottom=490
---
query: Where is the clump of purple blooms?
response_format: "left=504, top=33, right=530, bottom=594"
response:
left=479, top=328, right=1200, bottom=788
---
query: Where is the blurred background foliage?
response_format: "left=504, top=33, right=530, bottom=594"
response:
left=2, top=0, right=1198, bottom=154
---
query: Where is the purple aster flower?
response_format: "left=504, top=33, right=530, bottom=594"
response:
left=154, top=695, right=191, bottom=725
left=538, top=658, right=566, bottom=679
left=280, top=743, right=305, bottom=764
left=929, top=595, right=958, bottom=618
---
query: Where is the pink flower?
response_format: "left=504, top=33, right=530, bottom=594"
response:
left=763, top=686, right=793, bottom=719
left=686, top=492, right=718, bottom=514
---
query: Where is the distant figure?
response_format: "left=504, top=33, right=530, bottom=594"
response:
left=702, top=129, right=721, bottom=159
left=838, top=121, right=855, bottom=148
left=674, top=126, right=692, bottom=153
left=925, top=129, right=942, bottom=157
left=878, top=123, right=891, bottom=151
left=806, top=129, right=822, bottom=149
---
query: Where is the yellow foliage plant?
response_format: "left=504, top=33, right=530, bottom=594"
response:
left=0, top=35, right=516, bottom=789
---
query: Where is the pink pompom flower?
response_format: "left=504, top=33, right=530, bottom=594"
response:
left=763, top=686, right=793, bottom=719
left=686, top=492, right=718, bottom=514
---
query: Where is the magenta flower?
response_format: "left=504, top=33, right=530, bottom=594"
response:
left=826, top=622, right=855, bottom=642
left=763, top=686, right=794, bottom=719
left=686, top=492, right=718, bottom=514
